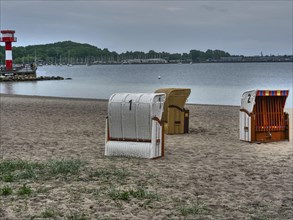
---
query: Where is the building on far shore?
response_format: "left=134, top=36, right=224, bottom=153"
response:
left=122, top=58, right=168, bottom=64
left=220, top=55, right=293, bottom=63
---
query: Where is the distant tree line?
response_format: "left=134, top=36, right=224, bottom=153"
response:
left=0, top=41, right=232, bottom=65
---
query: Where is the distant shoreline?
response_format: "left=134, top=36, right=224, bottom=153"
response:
left=0, top=93, right=108, bottom=102
left=2, top=40, right=291, bottom=66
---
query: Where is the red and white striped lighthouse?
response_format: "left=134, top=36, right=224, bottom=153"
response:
left=0, top=30, right=17, bottom=71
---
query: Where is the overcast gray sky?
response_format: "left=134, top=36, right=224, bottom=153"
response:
left=0, top=0, right=292, bottom=56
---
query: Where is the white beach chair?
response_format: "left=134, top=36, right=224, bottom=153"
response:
left=105, top=93, right=166, bottom=159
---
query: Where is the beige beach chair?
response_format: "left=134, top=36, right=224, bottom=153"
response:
left=155, top=88, right=191, bottom=134
left=105, top=93, right=166, bottom=158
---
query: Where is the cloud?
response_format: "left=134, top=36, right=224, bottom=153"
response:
left=201, top=4, right=217, bottom=12
left=166, top=6, right=184, bottom=12
left=0, top=0, right=292, bottom=55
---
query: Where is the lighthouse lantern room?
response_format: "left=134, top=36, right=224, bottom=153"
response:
left=0, top=30, right=17, bottom=71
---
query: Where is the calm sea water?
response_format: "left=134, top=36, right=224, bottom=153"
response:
left=0, top=62, right=292, bottom=107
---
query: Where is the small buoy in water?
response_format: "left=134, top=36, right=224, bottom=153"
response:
left=158, top=76, right=161, bottom=79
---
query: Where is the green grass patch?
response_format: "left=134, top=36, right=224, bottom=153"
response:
left=16, top=168, right=37, bottom=180
left=66, top=212, right=89, bottom=220
left=17, top=184, right=33, bottom=196
left=0, top=159, right=45, bottom=173
left=0, top=159, right=86, bottom=182
left=250, top=215, right=269, bottom=220
left=2, top=174, right=14, bottom=182
left=41, top=207, right=59, bottom=218
left=47, top=159, right=84, bottom=175
left=108, top=186, right=159, bottom=202
left=179, top=201, right=211, bottom=217
left=129, top=187, right=159, bottom=201
left=0, top=185, right=13, bottom=196
left=108, top=187, right=130, bottom=201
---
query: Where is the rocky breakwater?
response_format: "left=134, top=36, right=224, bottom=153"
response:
left=0, top=75, right=71, bottom=82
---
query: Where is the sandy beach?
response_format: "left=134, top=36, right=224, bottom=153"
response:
left=0, top=94, right=292, bottom=219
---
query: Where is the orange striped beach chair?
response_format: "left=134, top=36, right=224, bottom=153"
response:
left=240, top=90, right=289, bottom=143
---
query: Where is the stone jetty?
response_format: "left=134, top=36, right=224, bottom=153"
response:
left=0, top=75, right=67, bottom=82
